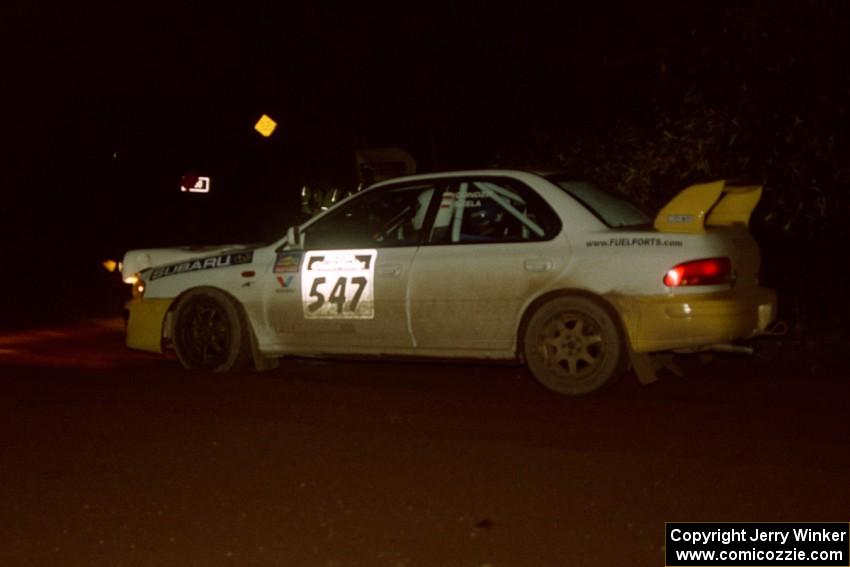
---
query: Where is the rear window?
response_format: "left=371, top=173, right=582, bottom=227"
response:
left=548, top=177, right=651, bottom=228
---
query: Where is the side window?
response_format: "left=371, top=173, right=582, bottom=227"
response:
left=303, top=184, right=437, bottom=250
left=428, top=179, right=560, bottom=244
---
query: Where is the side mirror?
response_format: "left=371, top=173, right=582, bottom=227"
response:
left=285, top=225, right=304, bottom=250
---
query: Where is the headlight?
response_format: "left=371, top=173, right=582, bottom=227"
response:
left=131, top=274, right=146, bottom=298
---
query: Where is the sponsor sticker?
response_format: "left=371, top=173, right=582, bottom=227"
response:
left=275, top=274, right=296, bottom=293
left=302, top=249, right=377, bottom=319
left=667, top=214, right=695, bottom=224
left=585, top=238, right=683, bottom=248
left=149, top=251, right=254, bottom=280
left=274, top=251, right=303, bottom=273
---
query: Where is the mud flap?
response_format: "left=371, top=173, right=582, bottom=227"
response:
left=248, top=330, right=279, bottom=372
left=629, top=349, right=684, bottom=385
left=252, top=349, right=279, bottom=372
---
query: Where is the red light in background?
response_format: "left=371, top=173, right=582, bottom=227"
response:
left=181, top=175, right=210, bottom=193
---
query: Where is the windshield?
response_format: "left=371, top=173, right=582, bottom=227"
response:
left=547, top=176, right=651, bottom=228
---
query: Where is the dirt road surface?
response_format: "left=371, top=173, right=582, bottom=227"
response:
left=1, top=320, right=848, bottom=566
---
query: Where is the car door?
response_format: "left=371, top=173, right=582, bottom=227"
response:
left=408, top=177, right=565, bottom=354
left=264, top=182, right=440, bottom=353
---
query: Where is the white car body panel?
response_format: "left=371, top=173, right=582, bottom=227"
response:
left=408, top=239, right=569, bottom=353
left=122, top=169, right=775, bottom=361
left=262, top=246, right=417, bottom=352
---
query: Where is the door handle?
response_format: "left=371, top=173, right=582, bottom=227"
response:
left=524, top=259, right=553, bottom=272
left=377, top=264, right=402, bottom=277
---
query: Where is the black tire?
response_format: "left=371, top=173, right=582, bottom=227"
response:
left=172, top=288, right=253, bottom=372
left=522, top=295, right=627, bottom=396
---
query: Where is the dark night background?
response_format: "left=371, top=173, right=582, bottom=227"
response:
left=2, top=2, right=848, bottom=336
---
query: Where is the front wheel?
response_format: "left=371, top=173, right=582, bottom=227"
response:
left=523, top=295, right=627, bottom=396
left=172, top=288, right=253, bottom=372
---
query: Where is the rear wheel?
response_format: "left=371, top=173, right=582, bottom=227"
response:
left=172, top=288, right=252, bottom=372
left=523, top=295, right=627, bottom=395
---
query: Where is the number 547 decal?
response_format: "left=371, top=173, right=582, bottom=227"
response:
left=302, top=250, right=377, bottom=319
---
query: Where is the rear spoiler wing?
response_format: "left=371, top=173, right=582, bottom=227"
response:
left=654, top=180, right=763, bottom=234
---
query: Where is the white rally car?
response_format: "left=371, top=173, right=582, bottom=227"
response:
left=122, top=170, right=777, bottom=395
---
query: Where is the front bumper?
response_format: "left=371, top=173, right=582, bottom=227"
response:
left=610, top=287, right=777, bottom=353
left=125, top=298, right=174, bottom=353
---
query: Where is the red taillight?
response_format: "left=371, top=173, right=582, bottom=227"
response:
left=663, top=257, right=732, bottom=287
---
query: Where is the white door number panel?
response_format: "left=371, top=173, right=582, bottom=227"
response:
left=302, top=249, right=377, bottom=319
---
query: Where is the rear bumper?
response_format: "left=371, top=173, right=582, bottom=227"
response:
left=125, top=298, right=173, bottom=353
left=610, top=287, right=777, bottom=353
